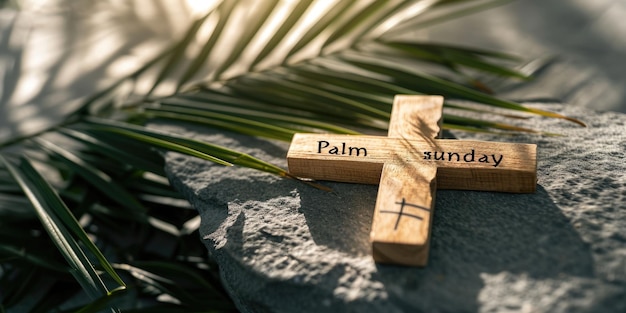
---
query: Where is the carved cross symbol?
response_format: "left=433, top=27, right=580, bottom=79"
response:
left=382, top=198, right=431, bottom=230
left=287, top=96, right=537, bottom=266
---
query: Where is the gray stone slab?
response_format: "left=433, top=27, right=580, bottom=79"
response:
left=163, top=104, right=625, bottom=313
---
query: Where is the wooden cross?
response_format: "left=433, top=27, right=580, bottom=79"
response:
left=287, top=95, right=537, bottom=267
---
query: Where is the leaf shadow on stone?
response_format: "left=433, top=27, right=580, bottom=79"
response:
left=364, top=186, right=595, bottom=311
left=293, top=183, right=596, bottom=311
left=296, top=182, right=379, bottom=256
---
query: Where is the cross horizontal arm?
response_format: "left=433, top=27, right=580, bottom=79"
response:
left=287, top=133, right=537, bottom=193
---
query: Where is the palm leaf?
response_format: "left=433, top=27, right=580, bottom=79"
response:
left=72, top=287, right=127, bottom=313
left=321, top=0, right=390, bottom=51
left=0, top=155, right=125, bottom=299
left=149, top=11, right=214, bottom=97
left=175, top=0, right=240, bottom=89
left=76, top=117, right=291, bottom=176
left=0, top=244, right=67, bottom=273
left=32, top=137, right=147, bottom=215
left=250, top=0, right=314, bottom=69
left=285, top=0, right=356, bottom=59
left=57, top=127, right=166, bottom=175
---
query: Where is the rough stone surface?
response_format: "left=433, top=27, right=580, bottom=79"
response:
left=163, top=104, right=626, bottom=313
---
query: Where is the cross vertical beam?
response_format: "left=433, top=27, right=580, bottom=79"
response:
left=371, top=96, right=443, bottom=266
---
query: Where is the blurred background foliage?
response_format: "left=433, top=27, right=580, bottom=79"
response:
left=0, top=0, right=584, bottom=311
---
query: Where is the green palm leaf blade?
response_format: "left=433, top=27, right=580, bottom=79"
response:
left=178, top=90, right=366, bottom=134
left=0, top=165, right=20, bottom=188
left=373, top=41, right=530, bottom=80
left=270, top=65, right=396, bottom=108
left=285, top=0, right=356, bottom=60
left=128, top=260, right=228, bottom=297
left=0, top=244, right=68, bottom=273
left=32, top=137, right=148, bottom=215
left=0, top=155, right=126, bottom=299
left=382, top=41, right=522, bottom=61
left=148, top=10, right=214, bottom=97
left=293, top=60, right=419, bottom=95
left=72, top=286, right=127, bottom=313
left=0, top=193, right=32, bottom=214
left=293, top=62, right=523, bottom=121
left=383, top=0, right=514, bottom=37
left=227, top=65, right=544, bottom=133
left=224, top=73, right=537, bottom=134
left=445, top=102, right=530, bottom=119
left=321, top=0, right=389, bottom=52
left=78, top=117, right=290, bottom=177
left=176, top=0, right=239, bottom=89
left=212, top=0, right=281, bottom=80
left=57, top=127, right=166, bottom=175
left=443, top=114, right=559, bottom=135
left=74, top=46, right=175, bottom=117
left=0, top=266, right=40, bottom=309
left=76, top=118, right=232, bottom=166
left=157, top=95, right=361, bottom=135
left=245, top=71, right=390, bottom=119
left=339, top=52, right=586, bottom=126
left=249, top=0, right=314, bottom=70
left=114, top=263, right=233, bottom=309
left=121, top=171, right=187, bottom=202
left=351, top=0, right=440, bottom=42
left=227, top=70, right=389, bottom=120
left=139, top=105, right=297, bottom=141
left=226, top=84, right=387, bottom=131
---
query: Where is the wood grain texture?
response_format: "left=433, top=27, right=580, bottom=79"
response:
left=372, top=163, right=437, bottom=265
left=287, top=134, right=537, bottom=193
left=373, top=96, right=441, bottom=266
left=286, top=95, right=538, bottom=266
left=387, top=95, right=443, bottom=139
